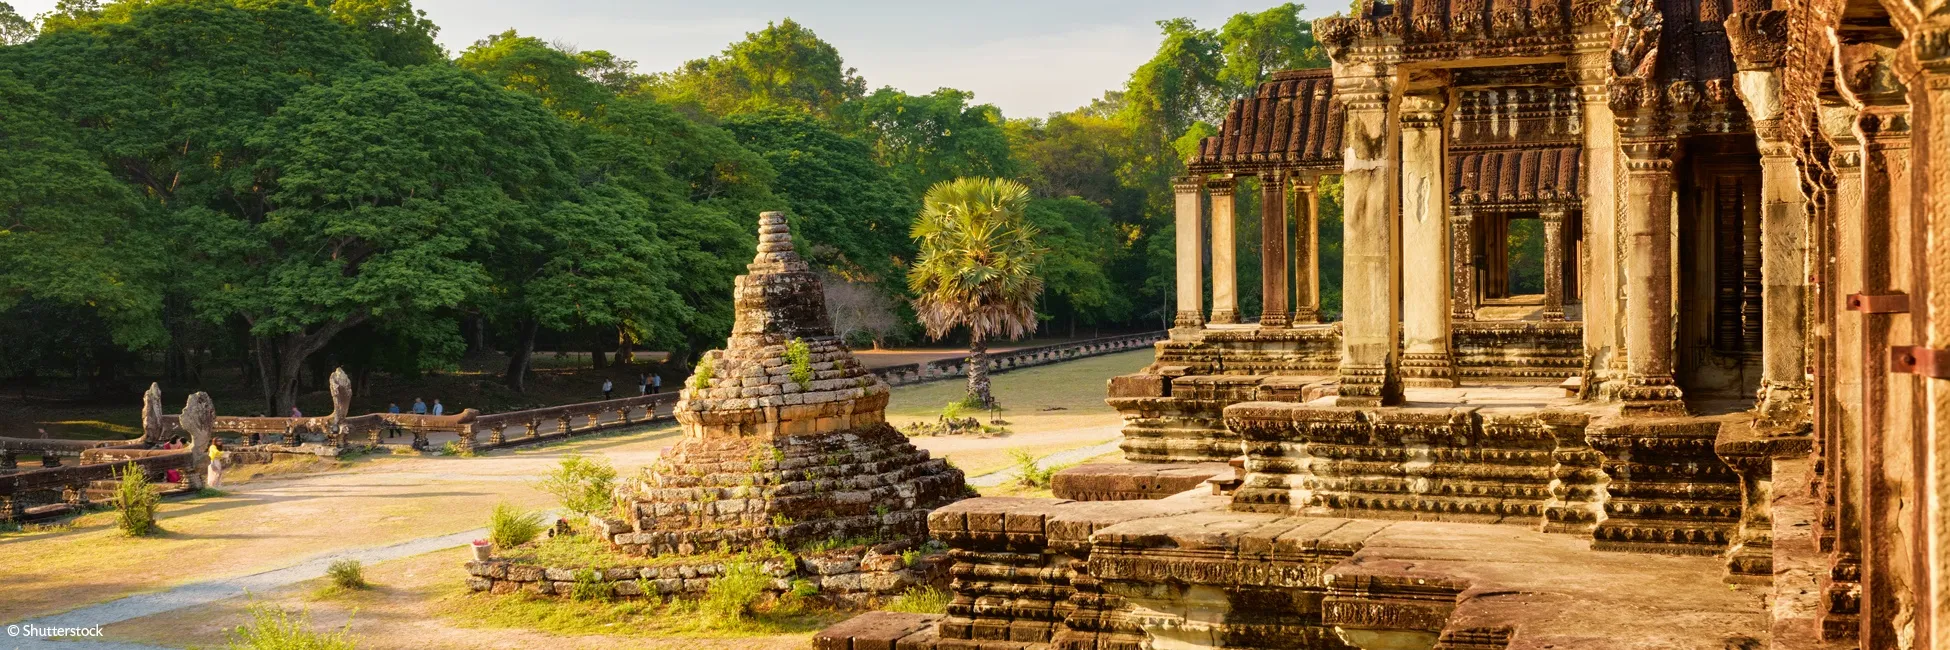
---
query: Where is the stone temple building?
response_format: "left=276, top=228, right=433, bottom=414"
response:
left=814, top=0, right=1950, bottom=646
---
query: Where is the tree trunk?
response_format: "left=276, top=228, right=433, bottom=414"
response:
left=505, top=319, right=538, bottom=393
left=967, top=335, right=992, bottom=407
left=590, top=341, right=608, bottom=369
left=252, top=314, right=366, bottom=416
left=615, top=327, right=634, bottom=365
left=254, top=337, right=278, bottom=416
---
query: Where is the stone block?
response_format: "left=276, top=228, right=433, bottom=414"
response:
left=507, top=565, right=544, bottom=582
left=489, top=580, right=518, bottom=595
left=812, top=611, right=941, bottom=650
left=465, top=576, right=491, bottom=591
left=543, top=568, right=575, bottom=582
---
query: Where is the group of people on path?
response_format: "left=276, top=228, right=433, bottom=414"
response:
left=385, top=398, right=445, bottom=416
left=603, top=373, right=662, bottom=399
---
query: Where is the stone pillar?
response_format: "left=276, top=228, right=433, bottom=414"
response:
left=1400, top=91, right=1456, bottom=387
left=1293, top=176, right=1322, bottom=324
left=1261, top=171, right=1291, bottom=328
left=1336, top=72, right=1404, bottom=406
left=1853, top=101, right=1918, bottom=648
left=1819, top=99, right=1866, bottom=639
left=181, top=392, right=214, bottom=490
left=1172, top=177, right=1205, bottom=335
left=1450, top=207, right=1476, bottom=321
left=1617, top=134, right=1685, bottom=415
left=1726, top=12, right=1812, bottom=426
left=1572, top=44, right=1624, bottom=395
left=1905, top=27, right=1950, bottom=649
left=1542, top=207, right=1568, bottom=321
left=1209, top=176, right=1240, bottom=324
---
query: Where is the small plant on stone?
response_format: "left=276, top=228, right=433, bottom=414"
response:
left=537, top=454, right=617, bottom=518
left=884, top=586, right=950, bottom=614
left=874, top=504, right=890, bottom=518
left=900, top=549, right=922, bottom=567
left=488, top=502, right=545, bottom=549
left=326, top=559, right=368, bottom=590
left=568, top=568, right=608, bottom=601
left=701, top=560, right=770, bottom=622
left=224, top=603, right=357, bottom=650
left=771, top=513, right=795, bottom=527
left=1011, top=449, right=1061, bottom=489
left=692, top=357, right=716, bottom=390
left=789, top=578, right=819, bottom=598
left=785, top=337, right=814, bottom=389
left=113, top=462, right=161, bottom=537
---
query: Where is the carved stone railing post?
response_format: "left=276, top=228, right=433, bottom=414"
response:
left=527, top=418, right=542, bottom=439
left=558, top=415, right=573, bottom=435
left=489, top=423, right=507, bottom=446
left=0, top=494, right=18, bottom=522
left=0, top=449, right=15, bottom=470
left=412, top=429, right=429, bottom=451
left=1450, top=208, right=1477, bottom=321
left=1172, top=176, right=1207, bottom=336
left=1336, top=70, right=1405, bottom=406
left=459, top=427, right=478, bottom=454
left=1209, top=176, right=1239, bottom=324
left=41, top=454, right=59, bottom=468
left=1541, top=206, right=1569, bottom=321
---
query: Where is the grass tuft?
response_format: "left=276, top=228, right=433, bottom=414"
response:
left=326, top=559, right=368, bottom=590
left=224, top=603, right=357, bottom=650
left=487, top=503, right=545, bottom=549
left=883, top=586, right=950, bottom=614
left=700, top=560, right=770, bottom=622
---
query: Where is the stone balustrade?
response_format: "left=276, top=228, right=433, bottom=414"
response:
left=0, top=450, right=196, bottom=523
left=867, top=331, right=1166, bottom=387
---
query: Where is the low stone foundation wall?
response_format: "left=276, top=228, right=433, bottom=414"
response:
left=1451, top=320, right=1583, bottom=381
left=1049, top=462, right=1231, bottom=501
left=465, top=538, right=947, bottom=607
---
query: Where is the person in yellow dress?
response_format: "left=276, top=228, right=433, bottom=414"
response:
left=206, top=440, right=225, bottom=488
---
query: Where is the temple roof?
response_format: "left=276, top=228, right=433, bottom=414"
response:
left=1450, top=146, right=1581, bottom=207
left=1188, top=68, right=1343, bottom=176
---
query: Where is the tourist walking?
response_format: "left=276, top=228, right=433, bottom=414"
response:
left=652, top=374, right=662, bottom=393
left=411, top=398, right=427, bottom=415
left=602, top=379, right=614, bottom=399
left=639, top=374, right=649, bottom=395
left=388, top=403, right=400, bottom=414
left=432, top=399, right=445, bottom=416
left=290, top=406, right=302, bottom=418
left=206, top=441, right=225, bottom=488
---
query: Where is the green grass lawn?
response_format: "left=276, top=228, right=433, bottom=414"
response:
left=883, top=349, right=1150, bottom=433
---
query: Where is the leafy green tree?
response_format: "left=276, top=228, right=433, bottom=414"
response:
left=651, top=18, right=865, bottom=118
left=315, top=0, right=445, bottom=67
left=838, top=87, right=1017, bottom=196
left=1215, top=3, right=1327, bottom=95
left=193, top=64, right=578, bottom=412
left=458, top=30, right=610, bottom=122
left=908, top=178, right=1045, bottom=407
left=1024, top=197, right=1130, bottom=334
left=725, top=111, right=915, bottom=286
left=0, top=2, right=33, bottom=44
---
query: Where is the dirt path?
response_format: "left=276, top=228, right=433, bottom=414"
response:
left=1, top=350, right=1151, bottom=649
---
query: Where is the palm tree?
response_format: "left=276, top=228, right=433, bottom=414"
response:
left=908, top=177, right=1046, bottom=408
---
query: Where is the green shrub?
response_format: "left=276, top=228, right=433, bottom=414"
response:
left=701, top=560, right=770, bottom=621
left=940, top=400, right=966, bottom=421
left=789, top=579, right=819, bottom=598
left=569, top=568, right=609, bottom=601
left=225, top=604, right=357, bottom=650
left=692, top=357, right=716, bottom=390
left=1011, top=450, right=1061, bottom=489
left=440, top=441, right=473, bottom=457
left=326, top=559, right=367, bottom=590
left=785, top=338, right=813, bottom=388
left=114, top=462, right=161, bottom=537
left=883, top=586, right=950, bottom=614
left=487, top=503, right=545, bottom=549
left=536, top=454, right=617, bottom=517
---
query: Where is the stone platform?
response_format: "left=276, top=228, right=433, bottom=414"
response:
left=821, top=491, right=1767, bottom=650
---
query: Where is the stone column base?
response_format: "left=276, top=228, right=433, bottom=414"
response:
left=1260, top=313, right=1291, bottom=329
left=1335, top=363, right=1404, bottom=406
left=1169, top=325, right=1206, bottom=343
left=1292, top=308, right=1319, bottom=324
left=1618, top=377, right=1687, bottom=416
left=1172, top=310, right=1204, bottom=329
left=1754, top=380, right=1811, bottom=430
left=1208, top=309, right=1238, bottom=324
left=1400, top=352, right=1458, bottom=388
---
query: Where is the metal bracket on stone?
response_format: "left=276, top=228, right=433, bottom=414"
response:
left=1890, top=346, right=1950, bottom=379
left=1845, top=292, right=1909, bottom=313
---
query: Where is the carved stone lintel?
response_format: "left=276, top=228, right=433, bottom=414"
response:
left=1723, top=11, right=1787, bottom=70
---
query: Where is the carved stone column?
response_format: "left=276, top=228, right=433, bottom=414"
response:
left=1726, top=9, right=1810, bottom=427
left=1450, top=208, right=1476, bottom=321
left=1172, top=176, right=1205, bottom=336
left=1903, top=23, right=1950, bottom=649
left=1401, top=91, right=1456, bottom=387
left=1541, top=207, right=1568, bottom=321
left=1293, top=175, right=1322, bottom=324
left=1617, top=134, right=1686, bottom=415
left=1818, top=99, right=1865, bottom=640
left=1260, top=171, right=1291, bottom=328
left=1572, top=39, right=1624, bottom=396
left=1336, top=72, right=1404, bottom=406
left=1209, top=176, right=1240, bottom=324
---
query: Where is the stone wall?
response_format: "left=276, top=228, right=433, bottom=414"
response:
left=465, top=538, right=946, bottom=607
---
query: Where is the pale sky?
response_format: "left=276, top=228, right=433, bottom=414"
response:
left=9, top=0, right=1341, bottom=118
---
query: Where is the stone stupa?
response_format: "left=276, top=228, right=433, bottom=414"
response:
left=614, top=211, right=970, bottom=557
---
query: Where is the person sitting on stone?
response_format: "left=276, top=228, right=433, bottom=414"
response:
left=432, top=399, right=445, bottom=416
left=411, top=398, right=428, bottom=415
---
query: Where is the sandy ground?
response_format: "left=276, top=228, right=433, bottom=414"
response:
left=1, top=349, right=1152, bottom=649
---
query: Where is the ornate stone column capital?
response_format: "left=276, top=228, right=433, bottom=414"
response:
left=1206, top=175, right=1236, bottom=195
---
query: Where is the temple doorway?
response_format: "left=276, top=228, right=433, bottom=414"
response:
left=1675, top=136, right=1763, bottom=402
